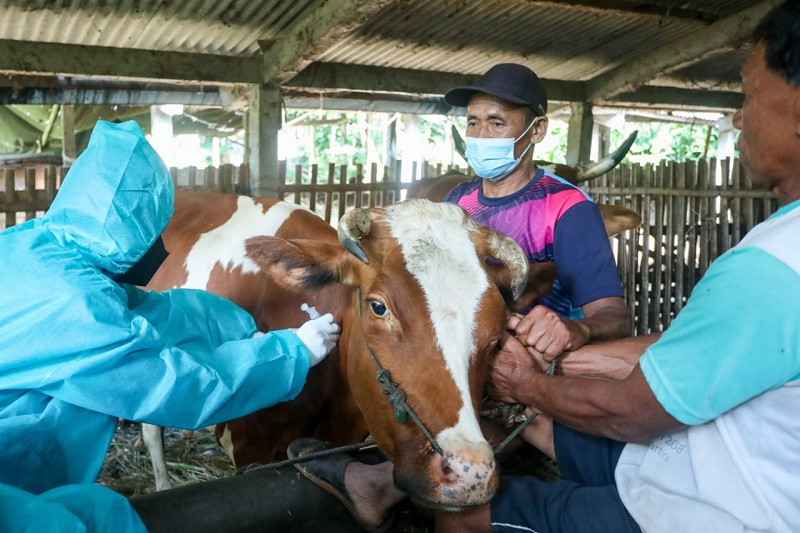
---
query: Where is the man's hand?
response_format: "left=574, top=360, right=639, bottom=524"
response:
left=486, top=333, right=540, bottom=405
left=295, top=313, right=341, bottom=367
left=508, top=306, right=590, bottom=363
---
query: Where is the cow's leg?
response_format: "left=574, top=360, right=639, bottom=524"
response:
left=142, top=423, right=172, bottom=491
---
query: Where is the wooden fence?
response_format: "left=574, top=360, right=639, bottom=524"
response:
left=277, top=160, right=465, bottom=223
left=1, top=159, right=777, bottom=335
left=585, top=158, right=777, bottom=334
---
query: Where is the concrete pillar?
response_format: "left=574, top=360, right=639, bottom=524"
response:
left=150, top=105, right=182, bottom=168
left=60, top=105, right=77, bottom=167
left=565, top=102, right=594, bottom=167
left=400, top=114, right=423, bottom=182
left=716, top=113, right=736, bottom=161
left=247, top=84, right=282, bottom=198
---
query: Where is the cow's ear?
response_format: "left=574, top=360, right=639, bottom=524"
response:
left=486, top=261, right=556, bottom=311
left=245, top=236, right=360, bottom=289
left=513, top=262, right=557, bottom=311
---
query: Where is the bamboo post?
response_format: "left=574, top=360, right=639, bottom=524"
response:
left=45, top=165, right=57, bottom=212
left=204, top=166, right=217, bottom=192
left=697, top=160, right=710, bottom=277
left=355, top=163, right=364, bottom=209
left=652, top=161, right=665, bottom=330
left=325, top=163, right=335, bottom=225
left=221, top=165, right=234, bottom=194
left=718, top=159, right=731, bottom=256
left=310, top=164, right=319, bottom=215
left=338, top=164, right=347, bottom=223
left=240, top=164, right=251, bottom=196
left=638, top=164, right=652, bottom=334
left=674, top=162, right=686, bottom=314
left=25, top=167, right=36, bottom=220
left=623, top=165, right=638, bottom=333
left=4, top=168, right=15, bottom=228
left=369, top=163, right=378, bottom=208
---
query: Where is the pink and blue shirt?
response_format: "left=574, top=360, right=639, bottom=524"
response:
left=445, top=168, right=623, bottom=317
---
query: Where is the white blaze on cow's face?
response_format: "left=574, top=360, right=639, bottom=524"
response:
left=387, top=201, right=490, bottom=448
left=182, top=197, right=310, bottom=289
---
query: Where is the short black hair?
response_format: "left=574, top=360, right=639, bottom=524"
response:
left=754, top=0, right=800, bottom=86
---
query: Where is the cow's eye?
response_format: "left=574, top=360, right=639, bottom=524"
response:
left=369, top=300, right=388, bottom=317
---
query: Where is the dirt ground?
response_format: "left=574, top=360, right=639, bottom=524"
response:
left=97, top=420, right=236, bottom=497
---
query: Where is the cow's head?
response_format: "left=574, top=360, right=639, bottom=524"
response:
left=245, top=199, right=554, bottom=510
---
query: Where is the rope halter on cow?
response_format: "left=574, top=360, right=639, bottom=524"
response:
left=356, top=287, right=445, bottom=457
left=237, top=296, right=553, bottom=475
left=356, top=287, right=551, bottom=457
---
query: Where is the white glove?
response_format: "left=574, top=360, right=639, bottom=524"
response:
left=294, top=313, right=341, bottom=367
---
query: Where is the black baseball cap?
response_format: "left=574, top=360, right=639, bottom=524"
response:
left=444, top=63, right=548, bottom=116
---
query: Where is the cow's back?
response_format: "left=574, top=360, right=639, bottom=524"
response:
left=148, top=188, right=366, bottom=465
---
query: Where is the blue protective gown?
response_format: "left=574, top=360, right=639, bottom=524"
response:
left=0, top=120, right=313, bottom=531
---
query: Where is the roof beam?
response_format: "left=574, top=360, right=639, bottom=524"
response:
left=0, top=40, right=261, bottom=84
left=287, top=63, right=586, bottom=103
left=528, top=0, right=718, bottom=22
left=261, top=0, right=395, bottom=86
left=583, top=0, right=782, bottom=102
left=604, top=86, right=743, bottom=111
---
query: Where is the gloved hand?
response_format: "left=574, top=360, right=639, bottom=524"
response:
left=294, top=313, right=341, bottom=367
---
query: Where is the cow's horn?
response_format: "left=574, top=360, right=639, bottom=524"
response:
left=451, top=124, right=468, bottom=163
left=337, top=208, right=373, bottom=264
left=574, top=130, right=638, bottom=183
left=485, top=229, right=529, bottom=301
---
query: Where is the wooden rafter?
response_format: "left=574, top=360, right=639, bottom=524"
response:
left=583, top=0, right=782, bottom=102
left=0, top=40, right=261, bottom=84
left=261, top=0, right=396, bottom=86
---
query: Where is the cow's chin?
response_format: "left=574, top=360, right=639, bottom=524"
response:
left=407, top=492, right=497, bottom=513
left=393, top=467, right=498, bottom=511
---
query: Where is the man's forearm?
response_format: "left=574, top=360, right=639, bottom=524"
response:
left=577, top=297, right=631, bottom=344
left=515, top=363, right=680, bottom=443
left=559, top=333, right=661, bottom=380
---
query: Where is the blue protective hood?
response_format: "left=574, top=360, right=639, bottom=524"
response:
left=43, top=120, right=174, bottom=275
left=0, top=119, right=313, bottom=505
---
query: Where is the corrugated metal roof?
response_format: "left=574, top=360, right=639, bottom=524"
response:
left=0, top=0, right=323, bottom=55
left=318, top=1, right=704, bottom=80
left=0, top=0, right=774, bottom=110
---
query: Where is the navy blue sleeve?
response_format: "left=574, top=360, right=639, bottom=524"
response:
left=553, top=201, right=623, bottom=307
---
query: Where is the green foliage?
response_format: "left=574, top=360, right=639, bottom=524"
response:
left=282, top=110, right=721, bottom=182
left=609, top=121, right=718, bottom=164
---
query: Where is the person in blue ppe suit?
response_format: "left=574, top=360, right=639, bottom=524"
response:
left=0, top=120, right=341, bottom=532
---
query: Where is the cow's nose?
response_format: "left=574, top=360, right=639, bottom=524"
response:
left=432, top=441, right=497, bottom=505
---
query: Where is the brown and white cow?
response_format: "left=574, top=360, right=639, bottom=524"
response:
left=143, top=189, right=555, bottom=509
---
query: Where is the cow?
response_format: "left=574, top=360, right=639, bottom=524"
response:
left=141, top=190, right=557, bottom=509
left=407, top=130, right=643, bottom=237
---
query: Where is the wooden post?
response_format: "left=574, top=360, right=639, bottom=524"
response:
left=4, top=168, right=15, bottom=228
left=25, top=167, right=36, bottom=220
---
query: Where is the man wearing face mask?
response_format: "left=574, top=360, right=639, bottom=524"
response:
left=443, top=63, right=631, bottom=366
left=0, top=120, right=340, bottom=532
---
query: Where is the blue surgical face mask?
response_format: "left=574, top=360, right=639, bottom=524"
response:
left=465, top=118, right=538, bottom=181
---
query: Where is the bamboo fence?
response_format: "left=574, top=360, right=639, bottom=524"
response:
left=1, top=159, right=777, bottom=335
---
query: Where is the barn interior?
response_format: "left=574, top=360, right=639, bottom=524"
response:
left=0, top=1, right=781, bottom=530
